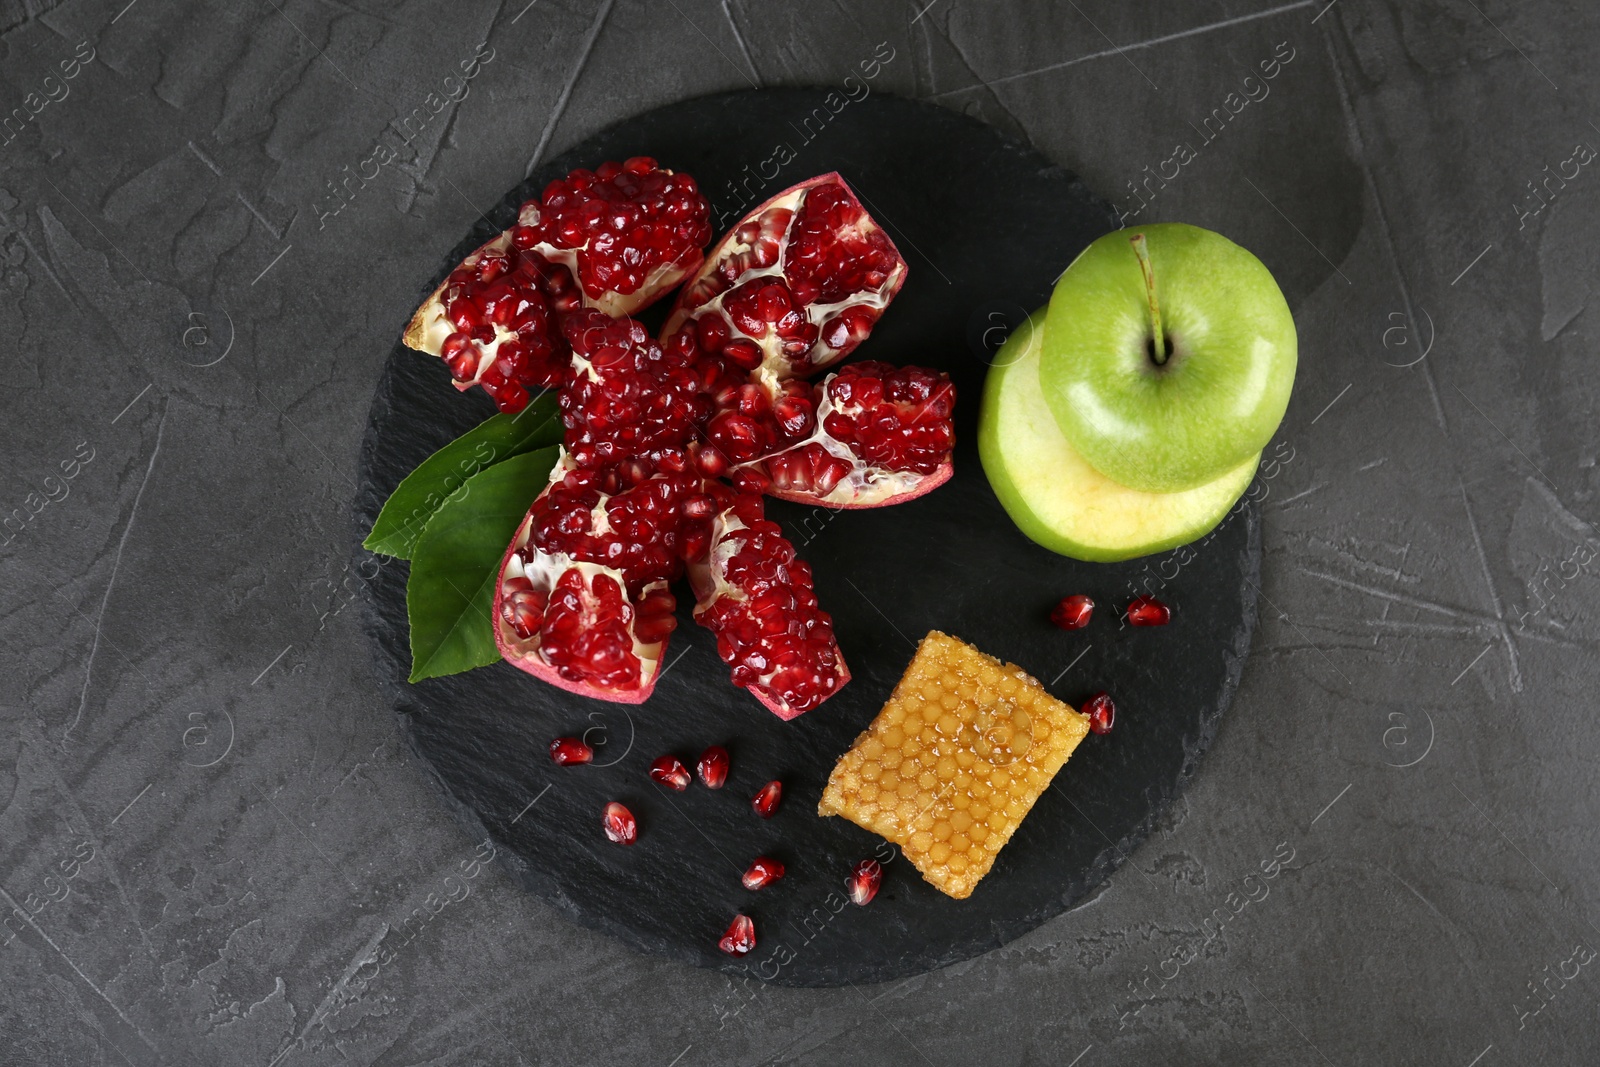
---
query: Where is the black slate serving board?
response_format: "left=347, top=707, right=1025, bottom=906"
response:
left=354, top=89, right=1260, bottom=987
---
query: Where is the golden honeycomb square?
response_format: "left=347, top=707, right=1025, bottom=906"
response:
left=819, top=630, right=1090, bottom=900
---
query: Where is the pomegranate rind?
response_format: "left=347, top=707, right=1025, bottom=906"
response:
left=762, top=460, right=953, bottom=510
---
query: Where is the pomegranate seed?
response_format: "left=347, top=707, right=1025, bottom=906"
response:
left=1084, top=692, right=1116, bottom=735
left=751, top=780, right=782, bottom=818
left=741, top=856, right=786, bottom=890
left=548, top=737, right=593, bottom=765
left=602, top=802, right=637, bottom=844
left=1126, top=595, right=1171, bottom=627
left=719, top=913, right=756, bottom=956
left=649, top=754, right=691, bottom=791
left=846, top=859, right=882, bottom=906
left=697, top=745, right=730, bottom=789
left=1050, top=595, right=1094, bottom=631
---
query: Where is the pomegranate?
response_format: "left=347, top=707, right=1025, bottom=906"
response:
left=689, top=494, right=850, bottom=718
left=662, top=174, right=906, bottom=382
left=602, top=801, right=638, bottom=844
left=1126, top=596, right=1171, bottom=627
left=741, top=856, right=785, bottom=890
left=696, top=745, right=730, bottom=789
left=846, top=859, right=882, bottom=906
left=558, top=310, right=702, bottom=469
left=513, top=157, right=712, bottom=317
left=548, top=737, right=593, bottom=765
left=1051, top=595, right=1094, bottom=631
left=649, top=754, right=691, bottom=791
left=719, top=914, right=756, bottom=956
left=402, top=232, right=579, bottom=412
left=751, top=780, right=782, bottom=819
left=1084, top=692, right=1115, bottom=735
left=492, top=452, right=702, bottom=703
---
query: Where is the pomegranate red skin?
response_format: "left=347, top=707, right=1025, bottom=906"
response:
left=1051, top=595, right=1095, bottom=631
left=1126, top=596, right=1171, bottom=627
left=1084, top=691, right=1116, bottom=735
left=762, top=464, right=952, bottom=511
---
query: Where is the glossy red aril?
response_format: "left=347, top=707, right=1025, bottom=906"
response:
left=1126, top=596, right=1171, bottom=627
left=661, top=173, right=906, bottom=382
left=1084, top=692, right=1115, bottom=735
left=741, top=856, right=785, bottom=890
left=649, top=754, right=691, bottom=791
left=548, top=737, right=593, bottom=765
left=689, top=494, right=850, bottom=717
left=751, top=780, right=782, bottom=818
left=697, top=745, right=730, bottom=789
left=719, top=913, right=756, bottom=956
left=602, top=802, right=637, bottom=844
left=1051, top=595, right=1094, bottom=631
left=512, top=157, right=712, bottom=317
left=402, top=233, right=577, bottom=411
left=846, top=859, right=882, bottom=906
left=559, top=309, right=702, bottom=469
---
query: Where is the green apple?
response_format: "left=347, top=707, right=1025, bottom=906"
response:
left=1040, top=223, right=1295, bottom=493
left=979, top=311, right=1259, bottom=562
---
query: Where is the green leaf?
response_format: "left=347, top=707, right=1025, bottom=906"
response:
left=406, top=448, right=558, bottom=682
left=365, top=394, right=561, bottom=559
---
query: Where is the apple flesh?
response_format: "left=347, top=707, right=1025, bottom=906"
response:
left=979, top=311, right=1259, bottom=563
left=1040, top=223, right=1295, bottom=493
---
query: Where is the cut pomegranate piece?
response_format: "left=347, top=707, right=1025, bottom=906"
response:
left=602, top=801, right=638, bottom=844
left=1084, top=691, right=1116, bottom=735
left=689, top=494, right=850, bottom=718
left=493, top=452, right=700, bottom=703
left=696, top=745, right=730, bottom=789
left=1126, top=596, right=1171, bottom=627
left=548, top=737, right=593, bottom=765
left=741, top=856, right=785, bottom=890
left=513, top=157, right=712, bottom=317
left=719, top=914, right=756, bottom=956
left=717, top=361, right=955, bottom=508
left=662, top=173, right=907, bottom=383
left=751, top=780, right=782, bottom=818
left=1051, top=595, right=1094, bottom=631
left=558, top=309, right=702, bottom=469
left=402, top=233, right=579, bottom=412
left=649, top=754, right=691, bottom=791
left=846, top=859, right=882, bottom=906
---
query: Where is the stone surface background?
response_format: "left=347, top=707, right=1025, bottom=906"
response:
left=1, top=1, right=1596, bottom=1064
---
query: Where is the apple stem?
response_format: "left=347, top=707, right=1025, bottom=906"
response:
left=1130, top=233, right=1168, bottom=366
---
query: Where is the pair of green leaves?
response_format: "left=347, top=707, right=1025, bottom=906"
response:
left=364, top=397, right=563, bottom=682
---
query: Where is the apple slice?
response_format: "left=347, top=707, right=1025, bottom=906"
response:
left=979, top=311, right=1258, bottom=563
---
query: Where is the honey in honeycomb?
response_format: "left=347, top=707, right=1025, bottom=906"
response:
left=818, top=630, right=1090, bottom=900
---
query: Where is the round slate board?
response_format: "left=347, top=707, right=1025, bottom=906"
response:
left=354, top=89, right=1260, bottom=987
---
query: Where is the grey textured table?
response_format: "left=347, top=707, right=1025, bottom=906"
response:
left=1, top=1, right=1594, bottom=1064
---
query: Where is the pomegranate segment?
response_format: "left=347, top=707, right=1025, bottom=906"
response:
left=741, top=856, right=785, bottom=890
left=649, top=754, right=692, bottom=791
left=402, top=232, right=579, bottom=412
left=751, top=780, right=782, bottom=819
left=846, top=859, right=882, bottom=906
left=602, top=801, right=638, bottom=844
left=1126, top=596, right=1171, bottom=627
left=1084, top=691, right=1116, bottom=735
left=1051, top=595, right=1095, bottom=631
left=548, top=737, right=594, bottom=765
left=696, top=745, right=730, bottom=789
left=689, top=494, right=850, bottom=718
left=558, top=310, right=703, bottom=470
left=661, top=173, right=908, bottom=385
left=513, top=157, right=712, bottom=317
left=719, top=914, right=756, bottom=956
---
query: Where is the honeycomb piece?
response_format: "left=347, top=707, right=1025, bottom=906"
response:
left=819, top=631, right=1090, bottom=900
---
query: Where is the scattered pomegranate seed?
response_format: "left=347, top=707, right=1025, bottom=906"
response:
left=751, top=780, right=783, bottom=818
left=1084, top=692, right=1116, bottom=735
left=697, top=745, right=730, bottom=789
left=1126, top=595, right=1171, bottom=627
left=1050, top=595, right=1094, bottom=631
left=602, top=802, right=637, bottom=844
left=548, top=737, right=594, bottom=765
left=719, top=913, right=756, bottom=956
left=649, top=754, right=691, bottom=791
left=741, top=856, right=786, bottom=890
left=846, top=859, right=882, bottom=906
